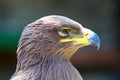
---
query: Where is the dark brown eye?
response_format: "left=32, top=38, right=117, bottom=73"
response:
left=61, top=29, right=69, bottom=34
left=58, top=27, right=71, bottom=37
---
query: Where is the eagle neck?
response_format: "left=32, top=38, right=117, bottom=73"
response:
left=12, top=52, right=83, bottom=80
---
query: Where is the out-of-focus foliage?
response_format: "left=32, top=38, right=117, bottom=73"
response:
left=0, top=0, right=118, bottom=51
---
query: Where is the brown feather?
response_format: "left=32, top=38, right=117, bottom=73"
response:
left=10, top=15, right=83, bottom=80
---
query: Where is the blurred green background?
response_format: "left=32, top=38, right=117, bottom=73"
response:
left=0, top=0, right=120, bottom=80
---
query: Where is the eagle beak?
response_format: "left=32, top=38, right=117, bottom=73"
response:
left=60, top=28, right=100, bottom=50
left=87, top=32, right=100, bottom=50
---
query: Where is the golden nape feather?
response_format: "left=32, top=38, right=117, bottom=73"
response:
left=10, top=15, right=100, bottom=80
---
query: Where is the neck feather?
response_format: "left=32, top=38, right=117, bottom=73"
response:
left=12, top=53, right=83, bottom=80
left=11, top=38, right=83, bottom=80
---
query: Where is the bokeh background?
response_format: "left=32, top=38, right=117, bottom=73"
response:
left=0, top=0, right=120, bottom=80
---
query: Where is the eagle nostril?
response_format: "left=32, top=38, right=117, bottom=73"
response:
left=85, top=33, right=89, bottom=36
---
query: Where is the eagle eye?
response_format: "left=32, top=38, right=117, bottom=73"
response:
left=58, top=27, right=71, bottom=37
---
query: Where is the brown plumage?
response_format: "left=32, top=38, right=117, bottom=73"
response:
left=10, top=15, right=100, bottom=80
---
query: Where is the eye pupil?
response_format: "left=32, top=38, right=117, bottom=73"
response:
left=62, top=29, right=68, bottom=34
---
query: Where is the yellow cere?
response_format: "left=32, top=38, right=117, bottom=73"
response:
left=60, top=38, right=90, bottom=45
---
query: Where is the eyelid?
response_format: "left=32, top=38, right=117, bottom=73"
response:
left=61, top=27, right=71, bottom=32
left=58, top=30, right=68, bottom=37
left=61, top=27, right=71, bottom=30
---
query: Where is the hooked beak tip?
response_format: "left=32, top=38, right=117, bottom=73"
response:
left=88, top=33, right=100, bottom=50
